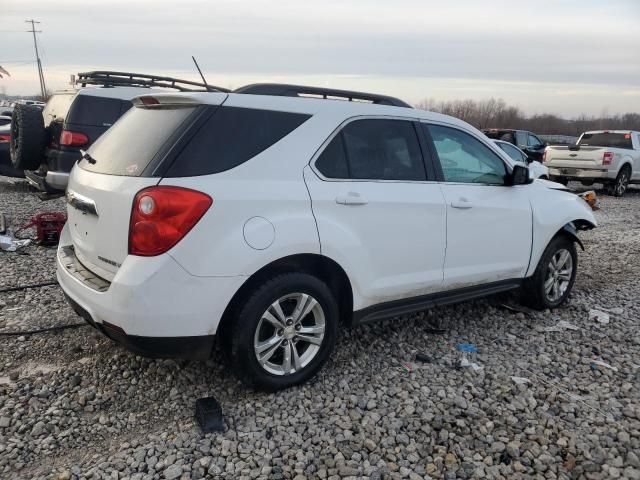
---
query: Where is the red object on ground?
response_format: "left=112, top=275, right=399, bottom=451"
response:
left=15, top=212, right=67, bottom=246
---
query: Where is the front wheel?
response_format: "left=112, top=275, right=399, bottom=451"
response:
left=228, top=273, right=338, bottom=391
left=522, top=235, right=577, bottom=310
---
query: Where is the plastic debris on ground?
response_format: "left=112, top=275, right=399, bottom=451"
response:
left=0, top=234, right=31, bottom=252
left=511, top=376, right=531, bottom=385
left=195, top=396, right=225, bottom=433
left=415, top=352, right=432, bottom=363
left=457, top=343, right=483, bottom=371
left=589, top=309, right=610, bottom=325
left=543, top=320, right=579, bottom=332
left=590, top=359, right=618, bottom=372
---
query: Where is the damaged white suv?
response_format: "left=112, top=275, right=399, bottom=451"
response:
left=57, top=84, right=597, bottom=390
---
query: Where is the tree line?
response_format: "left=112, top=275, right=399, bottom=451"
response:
left=416, top=98, right=640, bottom=136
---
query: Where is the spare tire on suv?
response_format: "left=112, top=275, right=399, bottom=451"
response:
left=10, top=104, right=45, bottom=170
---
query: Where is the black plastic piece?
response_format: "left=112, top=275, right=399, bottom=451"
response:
left=0, top=212, right=5, bottom=234
left=76, top=71, right=230, bottom=93
left=234, top=83, right=412, bottom=108
left=195, top=397, right=225, bottom=433
left=415, top=353, right=432, bottom=363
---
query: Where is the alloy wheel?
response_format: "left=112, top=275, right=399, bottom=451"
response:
left=544, top=249, right=573, bottom=302
left=615, top=171, right=629, bottom=196
left=253, top=293, right=325, bottom=376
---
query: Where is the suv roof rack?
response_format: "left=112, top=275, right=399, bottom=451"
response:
left=76, top=71, right=230, bottom=93
left=234, top=83, right=412, bottom=108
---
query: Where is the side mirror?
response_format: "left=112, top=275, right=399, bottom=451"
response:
left=509, top=164, right=530, bottom=186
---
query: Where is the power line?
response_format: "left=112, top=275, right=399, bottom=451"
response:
left=25, top=19, right=47, bottom=98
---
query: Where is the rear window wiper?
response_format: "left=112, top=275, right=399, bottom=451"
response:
left=80, top=149, right=97, bottom=164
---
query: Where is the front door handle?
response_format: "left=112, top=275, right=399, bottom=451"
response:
left=451, top=197, right=473, bottom=209
left=336, top=192, right=368, bottom=205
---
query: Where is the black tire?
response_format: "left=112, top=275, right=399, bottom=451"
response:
left=10, top=104, right=45, bottom=170
left=607, top=166, right=631, bottom=197
left=580, top=180, right=594, bottom=186
left=522, top=235, right=577, bottom=310
left=228, top=272, right=338, bottom=391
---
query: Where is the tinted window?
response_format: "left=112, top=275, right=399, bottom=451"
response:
left=515, top=131, right=527, bottom=148
left=578, top=132, right=633, bottom=150
left=166, top=107, right=310, bottom=177
left=339, top=119, right=426, bottom=181
left=498, top=142, right=526, bottom=162
left=429, top=125, right=507, bottom=184
left=316, top=134, right=349, bottom=179
left=80, top=106, right=196, bottom=176
left=66, top=95, right=127, bottom=127
left=527, top=134, right=543, bottom=147
left=0, top=118, right=10, bottom=127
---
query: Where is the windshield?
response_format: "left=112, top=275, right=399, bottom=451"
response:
left=578, top=132, right=633, bottom=150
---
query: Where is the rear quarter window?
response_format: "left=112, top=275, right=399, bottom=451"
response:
left=164, top=106, right=311, bottom=177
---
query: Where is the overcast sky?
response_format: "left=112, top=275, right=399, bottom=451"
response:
left=2, top=0, right=639, bottom=117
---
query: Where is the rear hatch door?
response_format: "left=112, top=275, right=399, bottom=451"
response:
left=66, top=94, right=226, bottom=280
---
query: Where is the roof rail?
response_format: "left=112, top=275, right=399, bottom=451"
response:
left=234, top=83, right=412, bottom=108
left=76, top=71, right=230, bottom=93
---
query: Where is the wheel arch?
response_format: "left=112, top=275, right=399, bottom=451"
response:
left=560, top=219, right=595, bottom=251
left=216, top=253, right=354, bottom=345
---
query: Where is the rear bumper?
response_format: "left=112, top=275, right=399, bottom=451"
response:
left=56, top=224, right=247, bottom=357
left=65, top=293, right=215, bottom=360
left=548, top=167, right=611, bottom=180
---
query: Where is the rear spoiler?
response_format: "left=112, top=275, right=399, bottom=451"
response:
left=131, top=93, right=227, bottom=108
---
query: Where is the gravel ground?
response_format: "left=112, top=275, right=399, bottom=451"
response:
left=1, top=176, right=639, bottom=480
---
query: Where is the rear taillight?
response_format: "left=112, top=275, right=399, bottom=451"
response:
left=602, top=151, right=614, bottom=165
left=60, top=130, right=89, bottom=147
left=129, top=186, right=212, bottom=256
left=0, top=134, right=10, bottom=143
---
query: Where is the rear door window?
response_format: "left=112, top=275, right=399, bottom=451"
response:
left=315, top=134, right=350, bottom=179
left=578, top=132, right=633, bottom=149
left=164, top=107, right=311, bottom=177
left=79, top=106, right=197, bottom=176
left=498, top=142, right=527, bottom=162
left=66, top=95, right=128, bottom=127
left=515, top=131, right=527, bottom=148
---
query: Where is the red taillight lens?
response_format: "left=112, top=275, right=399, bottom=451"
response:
left=603, top=151, right=614, bottom=165
left=0, top=134, right=10, bottom=143
left=60, top=130, right=89, bottom=147
left=129, top=186, right=212, bottom=256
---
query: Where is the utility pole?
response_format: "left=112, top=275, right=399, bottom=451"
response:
left=25, top=19, right=47, bottom=99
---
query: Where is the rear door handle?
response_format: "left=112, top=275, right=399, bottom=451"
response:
left=336, top=192, right=368, bottom=205
left=451, top=197, right=473, bottom=209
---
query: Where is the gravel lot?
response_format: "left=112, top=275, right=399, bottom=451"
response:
left=1, top=175, right=639, bottom=480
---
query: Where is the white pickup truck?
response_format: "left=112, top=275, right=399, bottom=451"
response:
left=545, top=130, right=640, bottom=196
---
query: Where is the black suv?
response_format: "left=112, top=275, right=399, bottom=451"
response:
left=9, top=71, right=222, bottom=191
left=482, top=128, right=546, bottom=162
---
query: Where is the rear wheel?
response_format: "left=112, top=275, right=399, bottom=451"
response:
left=228, top=273, right=338, bottom=390
left=522, top=235, right=577, bottom=310
left=606, top=166, right=630, bottom=197
left=10, top=104, right=45, bottom=170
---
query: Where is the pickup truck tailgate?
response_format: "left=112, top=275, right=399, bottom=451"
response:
left=546, top=146, right=606, bottom=168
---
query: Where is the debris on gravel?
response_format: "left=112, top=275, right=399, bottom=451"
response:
left=1, top=177, right=639, bottom=479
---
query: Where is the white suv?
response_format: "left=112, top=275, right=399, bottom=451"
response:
left=57, top=84, right=597, bottom=390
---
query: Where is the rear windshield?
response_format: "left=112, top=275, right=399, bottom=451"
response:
left=484, top=130, right=515, bottom=143
left=79, top=106, right=196, bottom=176
left=578, top=132, right=633, bottom=149
left=66, top=95, right=131, bottom=127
